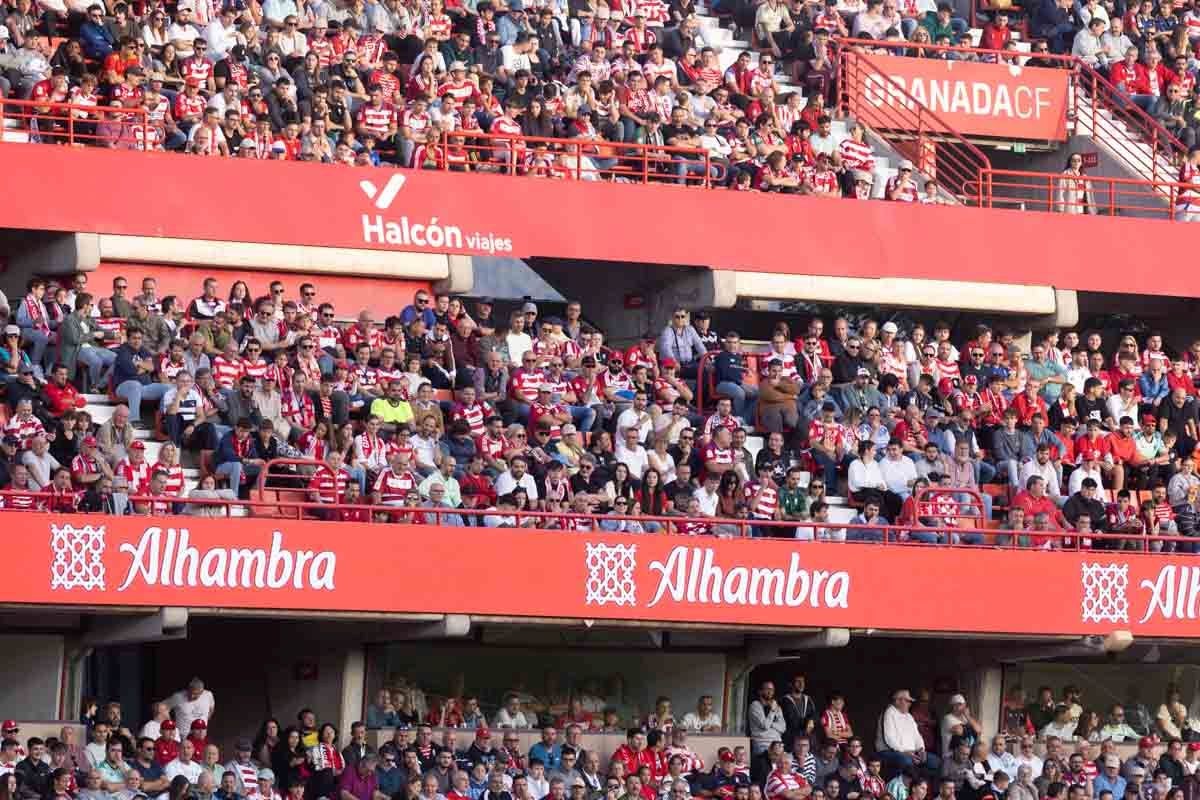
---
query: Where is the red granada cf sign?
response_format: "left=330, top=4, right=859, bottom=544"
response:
left=13, top=513, right=1200, bottom=638
left=843, top=52, right=1070, bottom=141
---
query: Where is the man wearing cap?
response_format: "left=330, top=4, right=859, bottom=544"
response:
left=885, top=161, right=919, bottom=202
left=838, top=368, right=883, bottom=416
left=938, top=696, right=980, bottom=758
left=1123, top=738, right=1160, bottom=781
left=257, top=769, right=281, bottom=800
left=876, top=690, right=938, bottom=777
left=223, top=740, right=259, bottom=797
left=1095, top=756, right=1128, bottom=798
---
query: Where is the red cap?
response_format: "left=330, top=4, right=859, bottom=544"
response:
left=1, top=720, right=18, bottom=733
left=1139, top=736, right=1156, bottom=748
left=661, top=358, right=678, bottom=369
left=162, top=720, right=177, bottom=731
left=719, top=753, right=734, bottom=763
left=185, top=76, right=201, bottom=87
left=1142, top=414, right=1157, bottom=425
left=83, top=436, right=98, bottom=446
left=191, top=719, right=208, bottom=730
left=1189, top=743, right=1200, bottom=752
left=476, top=727, right=491, bottom=739
left=964, top=374, right=978, bottom=384
left=130, top=440, right=146, bottom=450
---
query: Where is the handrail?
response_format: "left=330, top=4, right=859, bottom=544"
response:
left=0, top=97, right=150, bottom=149
left=430, top=129, right=721, bottom=188
left=837, top=46, right=992, bottom=199
left=0, top=488, right=1184, bottom=552
left=969, top=166, right=1192, bottom=218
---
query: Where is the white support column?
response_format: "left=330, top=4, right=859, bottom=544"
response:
left=339, top=648, right=367, bottom=740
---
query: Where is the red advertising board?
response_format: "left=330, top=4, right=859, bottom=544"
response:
left=18, top=513, right=1200, bottom=637
left=844, top=52, right=1070, bottom=141
left=1, top=145, right=1199, bottom=298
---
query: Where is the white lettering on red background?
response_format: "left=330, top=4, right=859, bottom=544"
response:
left=645, top=547, right=849, bottom=609
left=116, top=528, right=336, bottom=591
left=1139, top=565, right=1200, bottom=623
left=863, top=73, right=1051, bottom=121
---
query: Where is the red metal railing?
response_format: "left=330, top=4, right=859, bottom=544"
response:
left=967, top=167, right=1195, bottom=218
left=429, top=130, right=721, bottom=187
left=837, top=44, right=992, bottom=199
left=0, top=97, right=151, bottom=149
left=0, top=487, right=1186, bottom=552
left=835, top=38, right=1188, bottom=187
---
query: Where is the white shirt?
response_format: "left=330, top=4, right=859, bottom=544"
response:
left=166, top=22, right=201, bottom=56
left=506, top=333, right=533, bottom=367
left=164, top=688, right=215, bottom=735
left=494, top=470, right=539, bottom=500
left=1068, top=466, right=1106, bottom=501
left=681, top=711, right=721, bottom=731
left=86, top=742, right=107, bottom=768
left=693, top=487, right=718, bottom=517
left=411, top=434, right=439, bottom=470
left=204, top=19, right=239, bottom=58
left=500, top=45, right=531, bottom=73
left=492, top=709, right=531, bottom=729
left=614, top=443, right=649, bottom=480
left=1019, top=459, right=1061, bottom=499
left=164, top=759, right=203, bottom=785
left=877, top=705, right=924, bottom=753
left=847, top=458, right=887, bottom=495
left=878, top=455, right=917, bottom=495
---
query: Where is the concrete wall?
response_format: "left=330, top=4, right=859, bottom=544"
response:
left=0, top=635, right=64, bottom=720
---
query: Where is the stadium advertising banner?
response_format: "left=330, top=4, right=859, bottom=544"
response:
left=3, top=145, right=1200, bottom=298
left=843, top=52, right=1071, bottom=141
left=15, top=513, right=1200, bottom=637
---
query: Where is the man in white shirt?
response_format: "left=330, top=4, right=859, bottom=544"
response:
left=615, top=390, right=653, bottom=442
left=166, top=6, right=201, bottom=57
left=985, top=736, right=1019, bottom=776
left=203, top=7, right=239, bottom=59
left=876, top=690, right=938, bottom=775
left=164, top=740, right=202, bottom=785
left=614, top=427, right=649, bottom=480
left=163, top=678, right=215, bottom=737
left=505, top=311, right=533, bottom=368
left=494, top=456, right=539, bottom=500
left=878, top=441, right=917, bottom=500
left=680, top=696, right=721, bottom=733
left=140, top=703, right=172, bottom=742
left=1067, top=453, right=1107, bottom=502
left=1019, top=445, right=1064, bottom=504
left=692, top=474, right=719, bottom=516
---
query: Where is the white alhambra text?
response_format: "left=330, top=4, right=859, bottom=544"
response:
left=116, top=528, right=336, bottom=591
left=645, top=547, right=849, bottom=609
left=1138, top=565, right=1200, bottom=623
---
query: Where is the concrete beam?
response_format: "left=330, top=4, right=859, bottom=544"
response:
left=80, top=607, right=188, bottom=648
left=397, top=614, right=471, bottom=639
left=746, top=628, right=851, bottom=665
left=435, top=255, right=475, bottom=295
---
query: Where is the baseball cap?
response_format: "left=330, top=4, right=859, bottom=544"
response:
left=522, top=302, right=538, bottom=314
left=83, top=436, right=98, bottom=446
left=236, top=739, right=252, bottom=751
left=1142, top=414, right=1158, bottom=425
left=0, top=25, right=10, bottom=39
left=476, top=727, right=491, bottom=739
left=258, top=769, right=275, bottom=782
left=964, top=375, right=978, bottom=384
left=661, top=358, right=679, bottom=368
left=191, top=719, right=207, bottom=730
left=161, top=720, right=177, bottom=731
left=561, top=424, right=577, bottom=435
left=855, top=367, right=871, bottom=378
left=881, top=321, right=898, bottom=334
left=130, top=440, right=146, bottom=450
left=949, top=694, right=966, bottom=706
left=719, top=752, right=735, bottom=763
left=1, top=721, right=18, bottom=733
left=3, top=324, right=19, bottom=336
left=897, top=159, right=915, bottom=170
left=185, top=76, right=201, bottom=87
left=450, top=60, right=467, bottom=71
left=1139, top=737, right=1156, bottom=748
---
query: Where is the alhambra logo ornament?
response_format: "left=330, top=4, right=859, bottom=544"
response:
left=1080, top=562, right=1129, bottom=623
left=585, top=543, right=638, bottom=607
left=51, top=523, right=107, bottom=591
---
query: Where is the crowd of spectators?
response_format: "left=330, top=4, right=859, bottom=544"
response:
left=2, top=271, right=1200, bottom=546
left=0, top=0, right=977, bottom=198
left=10, top=672, right=1200, bottom=800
